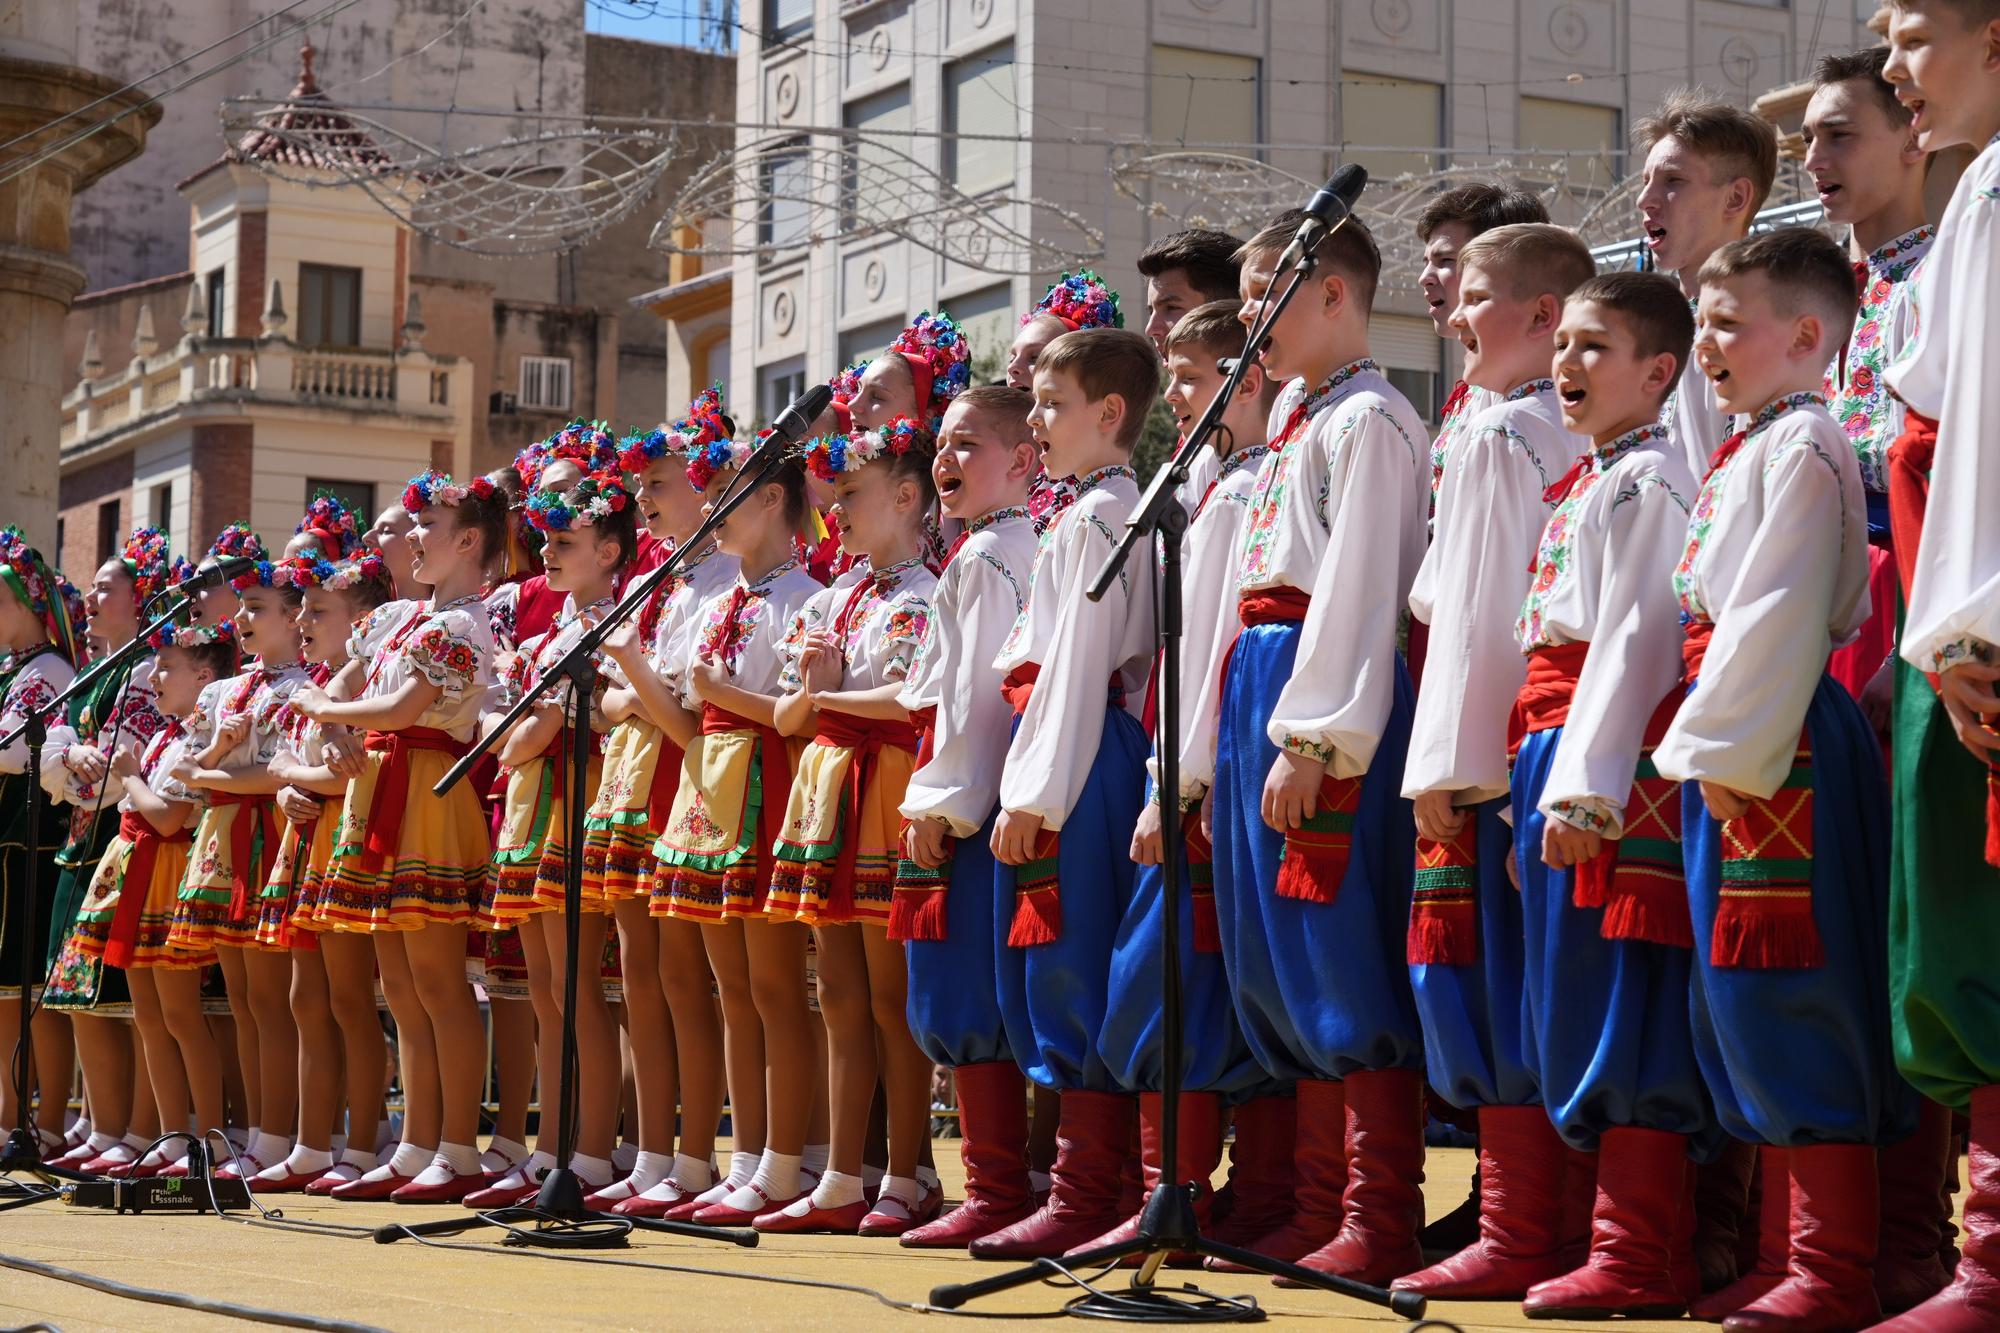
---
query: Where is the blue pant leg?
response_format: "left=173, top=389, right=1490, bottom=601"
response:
left=1411, top=798, right=1538, bottom=1110
left=1685, top=675, right=1912, bottom=1147
left=906, top=809, right=1010, bottom=1068
left=1098, top=840, right=1260, bottom=1096
left=1210, top=624, right=1423, bottom=1082
left=1515, top=727, right=1711, bottom=1152
left=998, top=706, right=1147, bottom=1092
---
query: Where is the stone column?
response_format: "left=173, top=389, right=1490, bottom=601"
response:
left=0, top=25, right=157, bottom=552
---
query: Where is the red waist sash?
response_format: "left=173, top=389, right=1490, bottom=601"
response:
left=361, top=727, right=468, bottom=868
left=1682, top=621, right=1714, bottom=682
left=1508, top=642, right=1592, bottom=751
left=209, top=791, right=279, bottom=917
left=1237, top=587, right=1311, bottom=627
left=103, top=809, right=193, bottom=966
left=999, top=664, right=1125, bottom=718
left=807, top=708, right=922, bottom=918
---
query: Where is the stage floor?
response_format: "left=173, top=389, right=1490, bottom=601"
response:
left=1, top=1143, right=1699, bottom=1332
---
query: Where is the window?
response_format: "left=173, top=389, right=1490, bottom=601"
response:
left=945, top=47, right=1016, bottom=194
left=943, top=283, right=1015, bottom=383
left=96, top=499, right=120, bottom=564
left=1340, top=73, right=1443, bottom=179
left=519, top=355, right=574, bottom=411
left=844, top=86, right=912, bottom=225
left=764, top=0, right=811, bottom=42
left=297, top=263, right=361, bottom=347
left=1150, top=45, right=1260, bottom=147
left=1386, top=368, right=1439, bottom=425
left=150, top=480, right=173, bottom=534
left=205, top=269, right=225, bottom=338
left=838, top=316, right=905, bottom=371
left=307, top=479, right=373, bottom=521
left=759, top=145, right=811, bottom=251
left=758, top=356, right=806, bottom=425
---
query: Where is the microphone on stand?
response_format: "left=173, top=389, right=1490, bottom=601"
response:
left=753, top=383, right=837, bottom=468
left=159, top=556, right=257, bottom=598
left=1277, top=164, right=1370, bottom=271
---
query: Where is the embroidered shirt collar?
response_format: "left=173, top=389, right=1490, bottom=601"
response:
left=1506, top=377, right=1556, bottom=402
left=1748, top=390, right=1826, bottom=434
left=1219, top=444, right=1271, bottom=481
left=968, top=505, right=1031, bottom=535
left=1302, top=358, right=1380, bottom=418
left=1866, top=224, right=1936, bottom=273
left=1595, top=422, right=1667, bottom=461
left=869, top=554, right=927, bottom=590
left=743, top=555, right=802, bottom=596
left=1072, top=464, right=1135, bottom=497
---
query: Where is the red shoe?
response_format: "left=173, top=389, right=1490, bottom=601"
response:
left=969, top=1090, right=1136, bottom=1260
left=249, top=1165, right=328, bottom=1194
left=859, top=1181, right=945, bottom=1237
left=612, top=1185, right=693, bottom=1218
left=105, top=1155, right=165, bottom=1179
left=755, top=1196, right=870, bottom=1234
left=1209, top=1079, right=1344, bottom=1271
left=663, top=1189, right=725, bottom=1221
left=583, top=1178, right=647, bottom=1213
left=1282, top=1068, right=1427, bottom=1287
left=1722, top=1143, right=1881, bottom=1332
left=1695, top=1137, right=1759, bottom=1294
left=1521, top=1126, right=1689, bottom=1320
left=692, top=1183, right=803, bottom=1226
left=158, top=1159, right=191, bottom=1179
left=304, top=1168, right=361, bottom=1196
left=213, top=1153, right=268, bottom=1181
left=1065, top=1091, right=1223, bottom=1265
left=903, top=1061, right=1036, bottom=1249
left=393, top=1169, right=485, bottom=1205
left=1876, top=1097, right=1954, bottom=1314
left=1391, top=1104, right=1571, bottom=1301
left=330, top=1168, right=418, bottom=1200
left=1871, top=1084, right=2000, bottom=1332
left=1208, top=1095, right=1297, bottom=1251
left=458, top=1176, right=541, bottom=1209
left=1694, top=1147, right=1789, bottom=1321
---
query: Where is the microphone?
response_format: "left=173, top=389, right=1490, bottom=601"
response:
left=1278, top=164, right=1369, bottom=272
left=755, top=383, right=837, bottom=468
left=162, top=555, right=257, bottom=599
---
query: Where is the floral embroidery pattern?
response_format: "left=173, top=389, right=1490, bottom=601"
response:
left=1517, top=423, right=1666, bottom=650
left=1674, top=394, right=1823, bottom=619
left=1240, top=365, right=1381, bottom=588
left=1824, top=223, right=1934, bottom=492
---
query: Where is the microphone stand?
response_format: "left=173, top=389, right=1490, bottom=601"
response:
left=373, top=444, right=796, bottom=1250
left=928, top=232, right=1425, bottom=1323
left=0, top=593, right=195, bottom=1186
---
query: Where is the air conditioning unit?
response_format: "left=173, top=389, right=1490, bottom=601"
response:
left=489, top=391, right=519, bottom=415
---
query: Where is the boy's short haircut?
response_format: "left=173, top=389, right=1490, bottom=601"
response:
left=1164, top=299, right=1248, bottom=362
left=1567, top=271, right=1697, bottom=382
left=1812, top=47, right=1913, bottom=125
left=1036, top=328, right=1164, bottom=450
left=1416, top=182, right=1551, bottom=241
left=1886, top=0, right=2000, bottom=22
left=1634, top=87, right=1781, bottom=215
left=1236, top=207, right=1383, bottom=312
left=1456, top=223, right=1597, bottom=302
left=1136, top=228, right=1243, bottom=302
left=950, top=383, right=1035, bottom=442
left=1697, top=226, right=1860, bottom=347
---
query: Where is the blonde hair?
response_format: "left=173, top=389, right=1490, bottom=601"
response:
left=1634, top=87, right=1781, bottom=214
left=1456, top=223, right=1597, bottom=302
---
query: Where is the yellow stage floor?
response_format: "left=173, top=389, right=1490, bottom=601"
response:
left=0, top=1144, right=1701, bottom=1332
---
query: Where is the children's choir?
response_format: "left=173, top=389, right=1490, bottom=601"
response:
left=10, top=16, right=2000, bottom=1328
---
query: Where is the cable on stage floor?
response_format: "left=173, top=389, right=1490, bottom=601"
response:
left=0, top=1250, right=392, bottom=1333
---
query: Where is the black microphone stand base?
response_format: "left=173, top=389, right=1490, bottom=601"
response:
left=928, top=1183, right=1427, bottom=1322
left=0, top=1126, right=45, bottom=1170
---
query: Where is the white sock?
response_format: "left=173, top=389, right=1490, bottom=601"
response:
left=571, top=1152, right=615, bottom=1190
left=719, top=1149, right=798, bottom=1210
left=437, top=1140, right=480, bottom=1176
left=274, top=1144, right=334, bottom=1176
left=482, top=1134, right=529, bottom=1174
left=92, top=1140, right=138, bottom=1166
left=622, top=1150, right=672, bottom=1193
left=83, top=1131, right=120, bottom=1154
left=916, top=1163, right=941, bottom=1195
left=672, top=1152, right=716, bottom=1191
left=611, top=1139, right=638, bottom=1174
left=870, top=1173, right=921, bottom=1218
left=251, top=1131, right=293, bottom=1165
left=389, top=1140, right=434, bottom=1175
left=338, top=1146, right=378, bottom=1172
left=791, top=1168, right=863, bottom=1216
left=726, top=1150, right=758, bottom=1188
left=121, top=1130, right=152, bottom=1152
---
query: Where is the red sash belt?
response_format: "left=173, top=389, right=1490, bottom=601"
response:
left=1000, top=664, right=1126, bottom=717
left=103, top=810, right=193, bottom=968
left=361, top=727, right=467, bottom=869
left=700, top=702, right=792, bottom=882
left=811, top=708, right=920, bottom=918
left=1507, top=641, right=1592, bottom=753
left=907, top=705, right=938, bottom=769
left=1237, top=588, right=1311, bottom=627
left=1185, top=813, right=1219, bottom=954
left=648, top=733, right=688, bottom=829
left=1682, top=621, right=1715, bottom=683
left=210, top=791, right=279, bottom=918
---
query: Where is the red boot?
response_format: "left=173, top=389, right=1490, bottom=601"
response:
left=1870, top=1084, right=2000, bottom=1333
left=1558, top=1144, right=1596, bottom=1270
left=1206, top=1078, right=1344, bottom=1270
left=1693, top=1147, right=1789, bottom=1321
left=968, top=1090, right=1134, bottom=1260
left=1695, top=1138, right=1759, bottom=1294
left=1723, top=1143, right=1880, bottom=1332
left=1875, top=1097, right=1953, bottom=1313
left=1283, top=1068, right=1427, bottom=1286
left=902, top=1062, right=1035, bottom=1249
left=1521, top=1126, right=1689, bottom=1319
left=1064, top=1092, right=1222, bottom=1262
left=1209, top=1096, right=1296, bottom=1249
left=1391, top=1104, right=1569, bottom=1300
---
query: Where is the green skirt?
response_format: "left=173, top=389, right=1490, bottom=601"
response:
left=1889, top=657, right=2000, bottom=1108
left=42, top=809, right=131, bottom=1012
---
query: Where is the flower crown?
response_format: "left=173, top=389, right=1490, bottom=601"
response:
left=803, top=416, right=929, bottom=481
left=526, top=470, right=634, bottom=533
left=229, top=558, right=310, bottom=592
left=169, top=554, right=196, bottom=586
left=685, top=431, right=757, bottom=492
left=144, top=615, right=238, bottom=654
left=1027, top=270, right=1124, bottom=332
left=120, top=526, right=173, bottom=605
left=207, top=522, right=267, bottom=563
left=295, top=492, right=363, bottom=561
left=402, top=469, right=499, bottom=514
left=271, top=551, right=389, bottom=594
left=889, top=310, right=973, bottom=425
left=617, top=386, right=732, bottom=474
left=0, top=527, right=82, bottom=663
left=515, top=421, right=619, bottom=493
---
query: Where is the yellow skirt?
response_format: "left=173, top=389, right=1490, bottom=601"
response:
left=650, top=729, right=799, bottom=924
left=583, top=720, right=678, bottom=903
left=482, top=751, right=608, bottom=928
left=767, top=742, right=915, bottom=927
left=315, top=749, right=491, bottom=933
left=256, top=807, right=339, bottom=951
left=78, top=833, right=213, bottom=970
left=287, top=798, right=343, bottom=937
left=169, top=801, right=276, bottom=953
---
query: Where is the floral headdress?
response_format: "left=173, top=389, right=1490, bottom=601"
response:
left=514, top=421, right=619, bottom=493
left=889, top=310, right=972, bottom=429
left=803, top=416, right=930, bottom=482
left=402, top=469, right=499, bottom=513
left=295, top=492, right=363, bottom=561
left=169, top=554, right=196, bottom=587
left=228, top=558, right=315, bottom=592
left=826, top=360, right=868, bottom=435
left=0, top=527, right=81, bottom=665
left=271, top=551, right=390, bottom=595
left=144, top=614, right=238, bottom=658
left=207, top=522, right=267, bottom=563
left=120, top=526, right=172, bottom=607
left=684, top=431, right=757, bottom=492
left=617, top=386, right=733, bottom=474
left=1026, top=270, right=1124, bottom=332
left=526, top=470, right=634, bottom=534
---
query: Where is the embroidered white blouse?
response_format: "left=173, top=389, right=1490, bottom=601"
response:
left=0, top=648, right=76, bottom=774
left=1238, top=359, right=1430, bottom=777
left=1888, top=136, right=2000, bottom=674
left=1662, top=303, right=1733, bottom=483
left=1429, top=379, right=1499, bottom=526
left=186, top=660, right=313, bottom=771
left=347, top=596, right=497, bottom=744
left=899, top=509, right=1038, bottom=837
left=778, top=554, right=937, bottom=694
left=997, top=466, right=1154, bottom=829
left=674, top=558, right=823, bottom=708
left=1825, top=223, right=1934, bottom=496
left=1405, top=380, right=1586, bottom=804
left=1518, top=424, right=1696, bottom=835
left=43, top=657, right=165, bottom=812
left=646, top=544, right=740, bottom=698
left=1654, top=394, right=1869, bottom=798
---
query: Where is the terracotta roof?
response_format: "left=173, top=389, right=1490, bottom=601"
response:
left=180, top=43, right=390, bottom=188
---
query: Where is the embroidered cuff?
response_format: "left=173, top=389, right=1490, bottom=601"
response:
left=1177, top=782, right=1207, bottom=814
left=1280, top=734, right=1335, bottom=763
left=1550, top=798, right=1614, bottom=834
left=1931, top=637, right=1993, bottom=677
